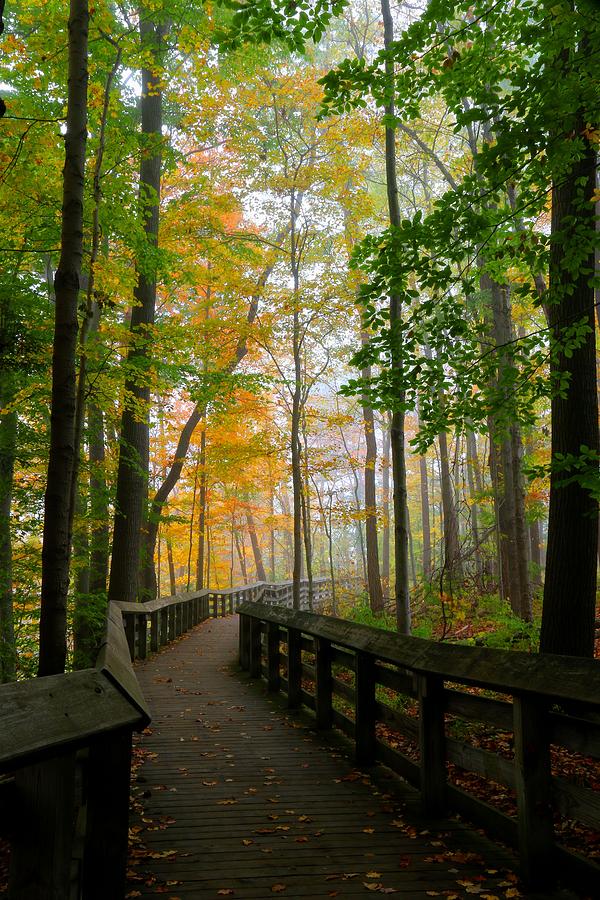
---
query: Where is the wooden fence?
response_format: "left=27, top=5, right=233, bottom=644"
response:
left=118, top=578, right=331, bottom=660
left=238, top=601, right=600, bottom=892
left=0, top=579, right=327, bottom=897
left=0, top=604, right=150, bottom=899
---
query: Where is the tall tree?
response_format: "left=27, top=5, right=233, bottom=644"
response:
left=38, top=0, right=89, bottom=676
left=540, top=20, right=599, bottom=655
left=381, top=0, right=410, bottom=633
left=108, top=7, right=165, bottom=605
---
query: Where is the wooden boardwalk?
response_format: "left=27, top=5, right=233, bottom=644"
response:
left=128, top=616, right=575, bottom=899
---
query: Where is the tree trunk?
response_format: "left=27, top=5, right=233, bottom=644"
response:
left=234, top=526, right=248, bottom=584
left=246, top=510, right=266, bottom=582
left=290, top=188, right=303, bottom=611
left=465, top=429, right=483, bottom=583
left=195, top=427, right=207, bottom=590
left=362, top=358, right=383, bottom=612
left=381, top=0, right=410, bottom=633
left=38, top=0, right=88, bottom=675
left=269, top=486, right=276, bottom=581
left=72, top=482, right=92, bottom=669
left=0, top=383, right=16, bottom=682
left=483, top=274, right=531, bottom=619
left=300, top=411, right=314, bottom=609
left=381, top=419, right=391, bottom=594
left=540, top=127, right=598, bottom=657
left=417, top=404, right=432, bottom=583
left=108, top=11, right=164, bottom=605
left=438, top=426, right=463, bottom=591
left=166, top=537, right=176, bottom=596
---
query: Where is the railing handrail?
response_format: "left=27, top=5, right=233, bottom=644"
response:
left=114, top=577, right=331, bottom=615
left=238, top=601, right=600, bottom=707
left=237, top=600, right=600, bottom=894
left=0, top=604, right=149, bottom=774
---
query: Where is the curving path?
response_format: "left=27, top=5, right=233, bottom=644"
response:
left=127, top=616, right=575, bottom=899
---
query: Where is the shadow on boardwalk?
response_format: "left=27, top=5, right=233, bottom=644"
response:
left=128, top=616, right=577, bottom=899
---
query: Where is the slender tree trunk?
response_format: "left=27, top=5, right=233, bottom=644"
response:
left=529, top=518, right=542, bottom=585
left=361, top=359, right=383, bottom=612
left=407, top=506, right=417, bottom=589
left=167, top=537, right=176, bottom=596
left=381, top=0, right=410, bottom=633
left=290, top=189, right=303, bottom=610
left=72, top=482, right=92, bottom=669
left=465, top=429, right=483, bottom=583
left=300, top=411, right=314, bottom=609
left=269, top=486, right=276, bottom=581
left=483, top=275, right=531, bottom=619
left=438, top=426, right=463, bottom=590
left=381, top=420, right=391, bottom=594
left=38, top=0, right=89, bottom=675
left=234, top=526, right=248, bottom=584
left=108, top=11, right=164, bottom=605
left=195, top=427, right=206, bottom=590
left=540, top=126, right=598, bottom=656
left=246, top=510, right=266, bottom=582
left=186, top=458, right=199, bottom=590
left=0, top=384, right=16, bottom=682
left=417, top=404, right=432, bottom=583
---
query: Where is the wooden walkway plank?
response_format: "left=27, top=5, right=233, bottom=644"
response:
left=128, top=617, right=577, bottom=899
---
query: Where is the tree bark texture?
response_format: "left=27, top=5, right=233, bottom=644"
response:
left=109, top=10, right=163, bottom=605
left=0, top=379, right=16, bottom=682
left=195, top=427, right=207, bottom=590
left=246, top=510, right=267, bottom=582
left=381, top=0, right=410, bottom=633
left=361, top=356, right=383, bottom=612
left=540, top=128, right=598, bottom=657
left=38, top=0, right=88, bottom=675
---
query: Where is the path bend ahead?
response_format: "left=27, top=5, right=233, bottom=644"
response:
left=127, top=615, right=575, bottom=899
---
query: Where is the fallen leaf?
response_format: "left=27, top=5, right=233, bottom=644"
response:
left=271, top=885, right=286, bottom=893
left=362, top=827, right=375, bottom=834
left=217, top=891, right=234, bottom=897
left=242, top=839, right=254, bottom=846
left=366, top=872, right=381, bottom=878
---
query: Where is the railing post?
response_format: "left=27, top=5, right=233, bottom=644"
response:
left=138, top=614, right=147, bottom=660
left=239, top=613, right=250, bottom=669
left=150, top=611, right=159, bottom=653
left=315, top=637, right=333, bottom=729
left=286, top=627, right=302, bottom=708
left=513, top=695, right=554, bottom=886
left=229, top=593, right=234, bottom=614
left=160, top=607, right=168, bottom=646
left=124, top=614, right=135, bottom=659
left=212, top=593, right=218, bottom=618
left=355, top=651, right=376, bottom=764
left=9, top=751, right=77, bottom=899
left=82, top=728, right=133, bottom=899
left=249, top=618, right=262, bottom=678
left=168, top=604, right=176, bottom=641
left=416, top=673, right=446, bottom=815
left=175, top=602, right=183, bottom=637
left=267, top=622, right=281, bottom=692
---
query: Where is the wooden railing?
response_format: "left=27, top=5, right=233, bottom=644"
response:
left=238, top=601, right=600, bottom=892
left=0, top=604, right=150, bottom=899
left=117, top=578, right=331, bottom=660
left=0, top=578, right=330, bottom=897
